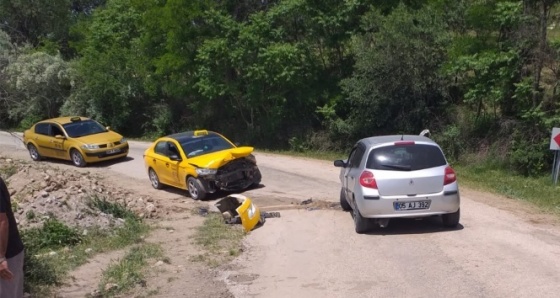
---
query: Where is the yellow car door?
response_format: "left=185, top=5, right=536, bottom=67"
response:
left=32, top=123, right=55, bottom=158
left=165, top=141, right=183, bottom=187
left=49, top=124, right=67, bottom=159
left=150, top=141, right=173, bottom=185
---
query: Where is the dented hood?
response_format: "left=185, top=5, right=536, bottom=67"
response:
left=187, top=146, right=254, bottom=168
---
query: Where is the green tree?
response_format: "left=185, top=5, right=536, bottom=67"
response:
left=3, top=51, right=72, bottom=127
left=339, top=4, right=450, bottom=140
left=63, top=0, right=151, bottom=135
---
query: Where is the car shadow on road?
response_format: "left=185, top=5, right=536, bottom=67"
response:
left=85, top=156, right=135, bottom=168
left=34, top=156, right=134, bottom=168
left=358, top=216, right=464, bottom=235
left=156, top=183, right=265, bottom=202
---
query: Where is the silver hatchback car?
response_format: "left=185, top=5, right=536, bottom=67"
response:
left=334, top=135, right=460, bottom=234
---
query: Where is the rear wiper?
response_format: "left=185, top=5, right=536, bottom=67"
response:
left=380, top=164, right=411, bottom=171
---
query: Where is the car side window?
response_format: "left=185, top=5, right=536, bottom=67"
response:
left=346, top=147, right=357, bottom=167
left=35, top=123, right=49, bottom=136
left=154, top=142, right=167, bottom=156
left=49, top=124, right=64, bottom=137
left=349, top=144, right=365, bottom=167
left=167, top=142, right=180, bottom=157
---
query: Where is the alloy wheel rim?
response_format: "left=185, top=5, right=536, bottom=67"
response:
left=189, top=180, right=198, bottom=198
left=29, top=147, right=38, bottom=159
left=149, top=171, right=158, bottom=188
left=72, top=153, right=80, bottom=165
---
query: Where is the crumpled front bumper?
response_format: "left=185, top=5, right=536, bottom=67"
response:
left=215, top=194, right=263, bottom=232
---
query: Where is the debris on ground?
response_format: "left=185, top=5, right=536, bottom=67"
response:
left=197, top=207, right=209, bottom=216
left=263, top=211, right=281, bottom=218
left=0, top=156, right=161, bottom=231
left=215, top=194, right=280, bottom=232
left=300, top=198, right=313, bottom=205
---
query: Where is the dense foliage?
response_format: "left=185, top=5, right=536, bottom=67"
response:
left=1, top=0, right=560, bottom=175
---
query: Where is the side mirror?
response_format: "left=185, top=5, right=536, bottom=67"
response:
left=169, top=154, right=182, bottom=161
left=55, top=135, right=66, bottom=140
left=106, top=126, right=111, bottom=131
left=334, top=160, right=347, bottom=168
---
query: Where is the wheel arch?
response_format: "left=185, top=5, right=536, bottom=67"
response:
left=26, top=140, right=38, bottom=149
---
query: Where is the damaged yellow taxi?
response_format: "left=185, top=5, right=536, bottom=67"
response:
left=143, top=130, right=262, bottom=200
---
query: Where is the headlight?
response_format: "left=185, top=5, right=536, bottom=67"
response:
left=120, top=138, right=127, bottom=143
left=247, top=203, right=256, bottom=218
left=81, top=144, right=100, bottom=150
left=196, top=168, right=217, bottom=176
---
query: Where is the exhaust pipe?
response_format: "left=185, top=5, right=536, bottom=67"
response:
left=377, top=218, right=390, bottom=228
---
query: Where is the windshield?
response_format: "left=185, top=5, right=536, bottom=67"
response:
left=63, top=120, right=108, bottom=138
left=180, top=135, right=235, bottom=158
left=366, top=144, right=446, bottom=171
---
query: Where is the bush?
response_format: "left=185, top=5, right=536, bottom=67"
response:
left=21, top=218, right=82, bottom=251
left=508, top=129, right=550, bottom=176
left=86, top=195, right=137, bottom=220
left=21, top=218, right=81, bottom=293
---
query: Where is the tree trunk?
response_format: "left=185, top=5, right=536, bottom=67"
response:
left=532, top=0, right=551, bottom=108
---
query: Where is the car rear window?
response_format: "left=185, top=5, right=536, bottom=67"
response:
left=366, top=143, right=446, bottom=171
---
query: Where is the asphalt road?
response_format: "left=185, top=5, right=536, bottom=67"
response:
left=2, top=131, right=560, bottom=298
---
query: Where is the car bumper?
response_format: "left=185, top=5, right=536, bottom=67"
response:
left=356, top=191, right=460, bottom=218
left=83, top=144, right=129, bottom=162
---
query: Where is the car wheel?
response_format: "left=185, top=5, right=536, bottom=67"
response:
left=187, top=177, right=207, bottom=200
left=339, top=188, right=351, bottom=211
left=148, top=168, right=163, bottom=190
left=70, top=149, right=86, bottom=167
left=27, top=144, right=42, bottom=161
left=352, top=204, right=370, bottom=234
left=442, top=208, right=460, bottom=228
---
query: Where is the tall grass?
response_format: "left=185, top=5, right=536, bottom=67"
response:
left=455, top=163, right=560, bottom=215
left=97, top=243, right=163, bottom=297
left=21, top=197, right=149, bottom=295
left=191, top=214, right=246, bottom=267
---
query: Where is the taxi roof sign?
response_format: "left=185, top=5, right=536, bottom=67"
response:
left=70, top=116, right=82, bottom=122
left=194, top=130, right=209, bottom=136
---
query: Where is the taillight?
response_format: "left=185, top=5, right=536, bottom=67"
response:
left=359, top=171, right=378, bottom=189
left=394, top=141, right=415, bottom=146
left=444, top=166, right=456, bottom=185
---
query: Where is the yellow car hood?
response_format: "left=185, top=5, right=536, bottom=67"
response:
left=75, top=131, right=123, bottom=144
left=188, top=146, right=254, bottom=168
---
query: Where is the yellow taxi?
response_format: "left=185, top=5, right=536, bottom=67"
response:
left=23, top=116, right=129, bottom=167
left=143, top=130, right=261, bottom=200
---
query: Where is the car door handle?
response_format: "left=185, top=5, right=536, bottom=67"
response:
left=165, top=163, right=169, bottom=167
left=152, top=159, right=156, bottom=163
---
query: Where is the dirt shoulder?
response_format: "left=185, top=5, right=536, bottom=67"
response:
left=0, top=148, right=234, bottom=298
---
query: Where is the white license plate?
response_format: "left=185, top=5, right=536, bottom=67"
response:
left=394, top=200, right=431, bottom=211
left=106, top=148, right=121, bottom=154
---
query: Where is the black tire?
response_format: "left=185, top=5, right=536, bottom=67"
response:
left=70, top=149, right=86, bottom=167
left=27, top=143, right=42, bottom=161
left=251, top=168, right=262, bottom=187
left=148, top=168, right=163, bottom=189
left=442, top=208, right=460, bottom=228
left=352, top=205, right=370, bottom=234
left=339, top=188, right=351, bottom=211
left=187, top=177, right=207, bottom=200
